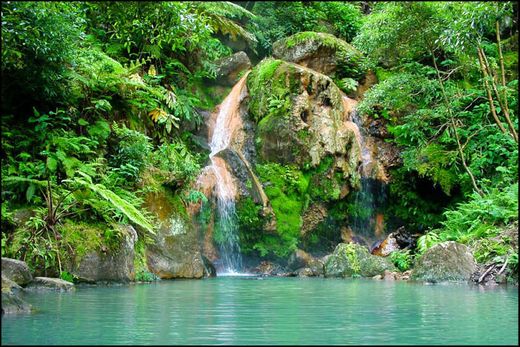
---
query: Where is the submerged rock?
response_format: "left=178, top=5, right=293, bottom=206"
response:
left=324, top=243, right=395, bottom=278
left=411, top=241, right=477, bottom=283
left=1, top=257, right=33, bottom=286
left=26, top=277, right=75, bottom=291
left=272, top=32, right=364, bottom=82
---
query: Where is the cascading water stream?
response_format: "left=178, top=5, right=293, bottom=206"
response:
left=343, top=96, right=387, bottom=246
left=207, top=72, right=250, bottom=275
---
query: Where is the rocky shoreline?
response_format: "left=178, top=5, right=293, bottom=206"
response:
left=3, top=238, right=516, bottom=315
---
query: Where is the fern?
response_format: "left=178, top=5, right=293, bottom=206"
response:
left=194, top=2, right=257, bottom=44
left=72, top=173, right=155, bottom=235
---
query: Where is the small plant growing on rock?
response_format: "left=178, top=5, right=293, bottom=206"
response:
left=390, top=249, right=413, bottom=272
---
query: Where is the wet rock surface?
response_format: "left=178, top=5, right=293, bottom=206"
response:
left=26, top=277, right=75, bottom=291
left=2, top=274, right=33, bottom=314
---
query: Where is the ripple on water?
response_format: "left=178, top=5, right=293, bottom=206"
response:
left=1, top=277, right=518, bottom=345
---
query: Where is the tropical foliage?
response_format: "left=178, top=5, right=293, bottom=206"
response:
left=1, top=1, right=517, bottom=278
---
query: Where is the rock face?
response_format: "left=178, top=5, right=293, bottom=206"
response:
left=287, top=249, right=324, bottom=276
left=272, top=32, right=364, bottom=81
left=2, top=275, right=32, bottom=314
left=2, top=257, right=33, bottom=286
left=69, top=225, right=137, bottom=283
left=300, top=203, right=328, bottom=237
left=371, top=233, right=400, bottom=257
left=214, top=51, right=252, bottom=86
left=247, top=58, right=361, bottom=185
left=324, top=243, right=395, bottom=278
left=145, top=190, right=208, bottom=279
left=411, top=241, right=477, bottom=283
left=26, top=277, right=75, bottom=291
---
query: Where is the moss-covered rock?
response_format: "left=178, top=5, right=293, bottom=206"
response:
left=144, top=189, right=210, bottom=279
left=243, top=59, right=367, bottom=257
left=324, top=243, right=395, bottom=278
left=59, top=221, right=138, bottom=283
left=411, top=241, right=477, bottom=283
left=67, top=224, right=137, bottom=283
left=272, top=32, right=365, bottom=81
left=247, top=58, right=361, bottom=183
left=251, top=163, right=308, bottom=258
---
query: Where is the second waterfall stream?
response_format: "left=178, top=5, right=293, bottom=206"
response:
left=205, top=72, right=250, bottom=275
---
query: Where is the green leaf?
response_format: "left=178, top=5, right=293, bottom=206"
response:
left=26, top=184, right=36, bottom=202
left=47, top=156, right=58, bottom=172
left=78, top=118, right=89, bottom=126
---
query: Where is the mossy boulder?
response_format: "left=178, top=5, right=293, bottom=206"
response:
left=324, top=243, right=395, bottom=278
left=1, top=258, right=33, bottom=286
left=247, top=58, right=361, bottom=182
left=144, top=190, right=209, bottom=279
left=272, top=32, right=365, bottom=81
left=65, top=224, right=138, bottom=283
left=411, top=241, right=477, bottom=283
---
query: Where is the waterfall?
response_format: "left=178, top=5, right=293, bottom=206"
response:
left=206, top=73, right=250, bottom=274
left=343, top=96, right=387, bottom=246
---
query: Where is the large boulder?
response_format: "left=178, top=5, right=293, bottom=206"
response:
left=2, top=275, right=32, bottom=315
left=68, top=225, right=137, bottom=283
left=1, top=257, right=33, bottom=286
left=145, top=190, right=209, bottom=279
left=411, top=241, right=477, bottom=283
left=214, top=51, right=252, bottom=86
left=324, top=243, right=395, bottom=278
left=247, top=58, right=361, bottom=186
left=272, top=32, right=364, bottom=82
left=26, top=277, right=75, bottom=291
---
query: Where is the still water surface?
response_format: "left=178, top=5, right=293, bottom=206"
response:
left=2, top=277, right=518, bottom=345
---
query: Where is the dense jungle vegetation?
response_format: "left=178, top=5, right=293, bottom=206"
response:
left=1, top=1, right=518, bottom=281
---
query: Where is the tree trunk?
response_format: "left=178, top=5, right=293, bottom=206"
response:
left=493, top=24, right=518, bottom=142
left=431, top=51, right=483, bottom=196
left=476, top=47, right=508, bottom=135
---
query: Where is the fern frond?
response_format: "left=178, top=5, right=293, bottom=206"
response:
left=2, top=176, right=48, bottom=187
